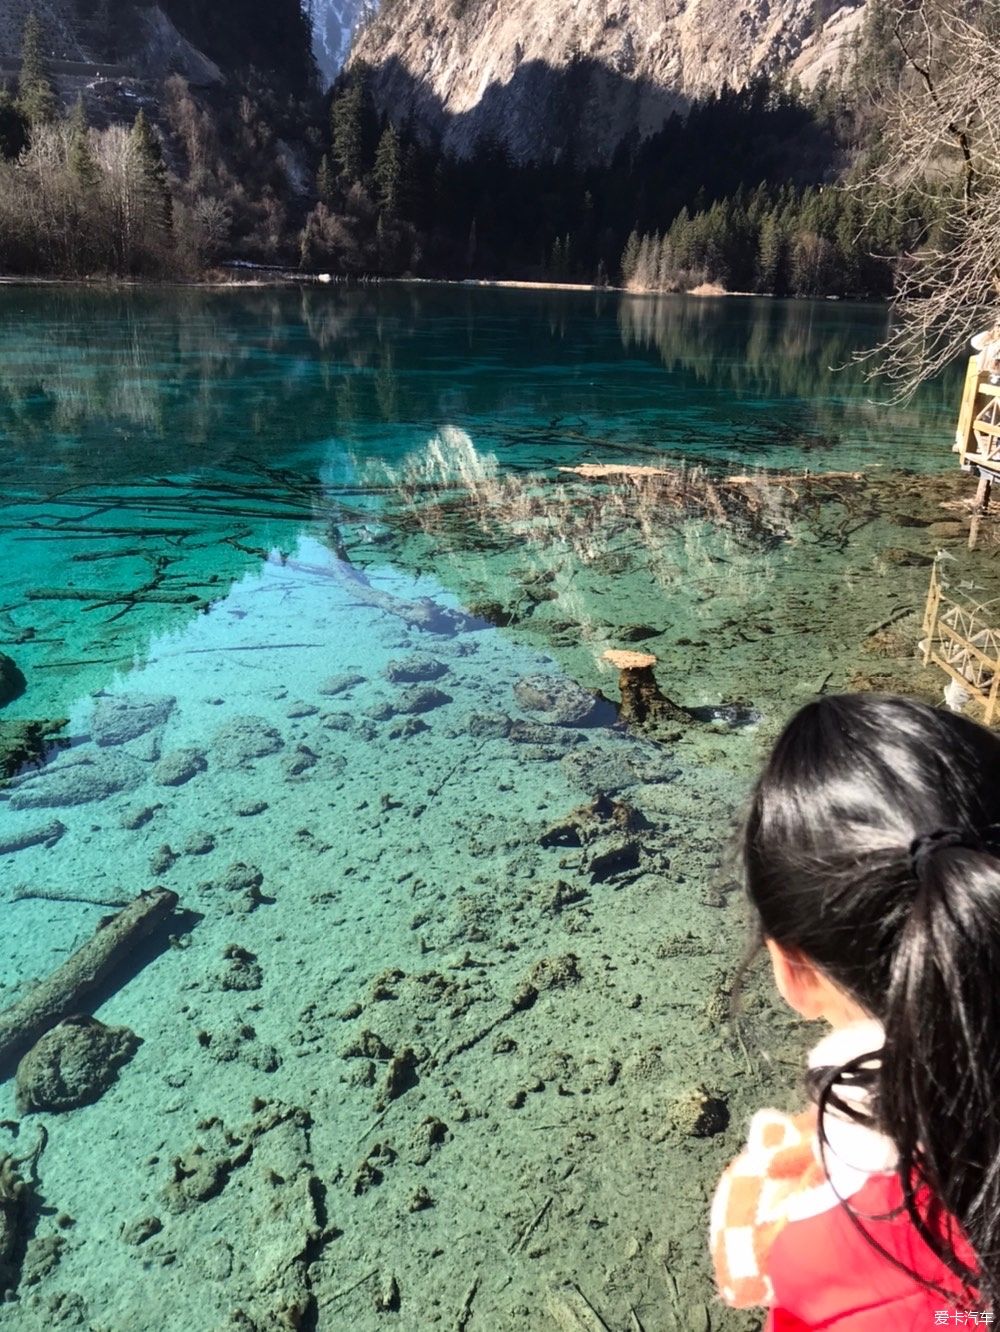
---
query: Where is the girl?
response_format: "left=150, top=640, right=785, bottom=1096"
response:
left=710, top=692, right=1000, bottom=1330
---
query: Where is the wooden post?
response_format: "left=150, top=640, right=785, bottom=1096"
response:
left=956, top=356, right=982, bottom=461
left=976, top=474, right=993, bottom=512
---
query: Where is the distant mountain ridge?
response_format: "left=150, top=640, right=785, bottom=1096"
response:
left=349, top=0, right=868, bottom=163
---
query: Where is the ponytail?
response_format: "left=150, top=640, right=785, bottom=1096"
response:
left=742, top=694, right=1000, bottom=1305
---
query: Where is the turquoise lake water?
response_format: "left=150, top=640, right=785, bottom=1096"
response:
left=0, top=285, right=968, bottom=1331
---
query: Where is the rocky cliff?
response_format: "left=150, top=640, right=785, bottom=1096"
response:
left=350, top=0, right=868, bottom=162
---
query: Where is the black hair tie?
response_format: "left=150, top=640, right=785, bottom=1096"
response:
left=908, top=827, right=982, bottom=880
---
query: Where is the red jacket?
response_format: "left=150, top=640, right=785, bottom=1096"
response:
left=710, top=1021, right=984, bottom=1330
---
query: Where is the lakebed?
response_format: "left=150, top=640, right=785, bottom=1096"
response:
left=0, top=284, right=984, bottom=1330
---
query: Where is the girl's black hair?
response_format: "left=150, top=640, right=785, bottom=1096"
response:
left=741, top=692, right=1000, bottom=1306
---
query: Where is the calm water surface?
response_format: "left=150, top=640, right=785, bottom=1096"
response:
left=0, top=285, right=961, bottom=1331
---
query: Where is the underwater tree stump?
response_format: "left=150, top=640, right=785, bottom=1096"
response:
left=602, top=651, right=689, bottom=727
left=0, top=888, right=178, bottom=1072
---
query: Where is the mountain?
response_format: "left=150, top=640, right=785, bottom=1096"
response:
left=309, top=0, right=379, bottom=85
left=0, top=1, right=316, bottom=99
left=349, top=0, right=868, bottom=163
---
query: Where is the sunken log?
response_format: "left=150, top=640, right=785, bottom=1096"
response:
left=602, top=650, right=690, bottom=727
left=0, top=888, right=178, bottom=1072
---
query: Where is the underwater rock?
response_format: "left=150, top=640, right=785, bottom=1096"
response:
left=282, top=745, right=318, bottom=778
left=163, top=1144, right=230, bottom=1214
left=0, top=1149, right=30, bottom=1293
left=202, top=862, right=266, bottom=914
left=0, top=718, right=67, bottom=780
left=530, top=879, right=589, bottom=916
left=667, top=1085, right=729, bottom=1138
left=90, top=694, right=175, bottom=747
left=121, top=1215, right=162, bottom=1246
left=376, top=1047, right=419, bottom=1108
left=353, top=1142, right=396, bottom=1195
left=465, top=711, right=513, bottom=739
left=588, top=839, right=642, bottom=883
left=392, top=685, right=451, bottom=715
left=388, top=717, right=430, bottom=741
left=149, top=845, right=178, bottom=876
left=540, top=793, right=649, bottom=849
left=0, top=654, right=27, bottom=708
left=686, top=702, right=762, bottom=729
left=285, top=701, right=319, bottom=718
left=375, top=1274, right=401, bottom=1313
left=385, top=655, right=448, bottom=684
left=235, top=799, right=269, bottom=817
left=528, top=954, right=581, bottom=992
left=342, top=1030, right=392, bottom=1061
left=618, top=624, right=661, bottom=642
left=197, top=1022, right=280, bottom=1072
left=15, top=1015, right=140, bottom=1113
left=21, top=1233, right=64, bottom=1287
left=0, top=819, right=65, bottom=855
left=153, top=748, right=207, bottom=787
left=8, top=749, right=144, bottom=810
left=513, top=675, right=610, bottom=727
left=560, top=747, right=640, bottom=794
left=182, top=830, right=216, bottom=856
left=119, top=803, right=161, bottom=831
left=318, top=673, right=366, bottom=696
left=409, top=1116, right=448, bottom=1166
left=467, top=600, right=517, bottom=627
left=881, top=547, right=933, bottom=568
left=216, top=945, right=263, bottom=992
left=211, top=715, right=284, bottom=769
left=509, top=720, right=580, bottom=748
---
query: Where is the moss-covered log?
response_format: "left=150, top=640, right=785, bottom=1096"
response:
left=0, top=888, right=178, bottom=1073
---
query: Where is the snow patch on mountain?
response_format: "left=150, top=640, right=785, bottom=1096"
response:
left=309, top=0, right=378, bottom=85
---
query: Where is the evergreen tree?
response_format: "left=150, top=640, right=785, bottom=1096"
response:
left=373, top=124, right=401, bottom=216
left=68, top=97, right=98, bottom=190
left=756, top=212, right=785, bottom=292
left=131, top=110, right=173, bottom=234
left=317, top=153, right=336, bottom=204
left=331, top=77, right=364, bottom=183
left=621, top=227, right=641, bottom=284
left=0, top=88, right=29, bottom=161
left=18, top=11, right=58, bottom=128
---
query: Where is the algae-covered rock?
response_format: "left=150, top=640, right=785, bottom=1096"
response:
left=668, top=1085, right=729, bottom=1138
left=15, top=1015, right=140, bottom=1113
left=8, top=749, right=143, bottom=809
left=216, top=945, right=263, bottom=991
left=0, top=654, right=26, bottom=709
left=0, top=1153, right=28, bottom=1293
left=393, top=685, right=451, bottom=715
left=513, top=674, right=611, bottom=727
left=90, top=693, right=174, bottom=747
left=211, top=715, right=284, bottom=768
left=385, top=655, right=448, bottom=683
left=153, top=747, right=207, bottom=786
left=318, top=672, right=366, bottom=696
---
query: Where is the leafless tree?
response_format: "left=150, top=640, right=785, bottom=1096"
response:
left=856, top=0, right=1000, bottom=397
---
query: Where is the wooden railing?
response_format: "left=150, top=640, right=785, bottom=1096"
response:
left=955, top=354, right=1000, bottom=472
left=923, top=559, right=1000, bottom=724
